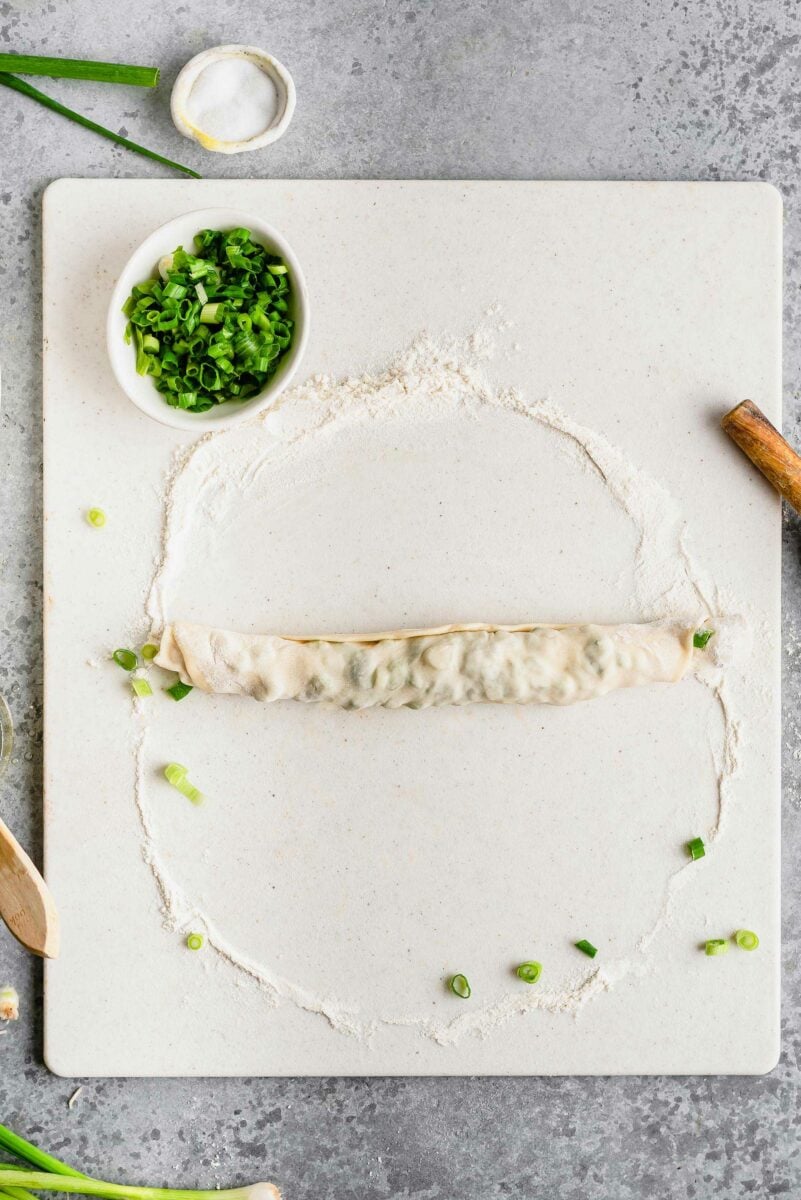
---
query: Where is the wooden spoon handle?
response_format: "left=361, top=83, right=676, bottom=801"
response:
left=721, top=400, right=801, bottom=513
left=0, top=815, right=59, bottom=958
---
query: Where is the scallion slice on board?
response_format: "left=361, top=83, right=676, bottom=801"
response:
left=166, top=681, right=193, bottom=702
left=164, top=763, right=189, bottom=787
left=86, top=507, right=106, bottom=528
left=687, top=836, right=706, bottom=860
left=186, top=932, right=204, bottom=951
left=449, top=973, right=471, bottom=998
left=0, top=73, right=199, bottom=178
left=705, top=938, right=729, bottom=956
left=0, top=54, right=158, bottom=87
left=575, top=939, right=597, bottom=958
left=164, top=762, right=203, bottom=805
left=516, top=961, right=542, bottom=984
left=693, top=629, right=714, bottom=649
left=112, top=649, right=137, bottom=672
left=131, top=678, right=152, bottom=698
left=141, top=643, right=159, bottom=660
left=734, top=929, right=759, bottom=951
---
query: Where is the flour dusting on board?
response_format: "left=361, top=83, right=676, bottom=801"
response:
left=131, top=323, right=746, bottom=1045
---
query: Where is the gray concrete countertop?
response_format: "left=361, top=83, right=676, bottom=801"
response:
left=1, top=0, right=800, bottom=1195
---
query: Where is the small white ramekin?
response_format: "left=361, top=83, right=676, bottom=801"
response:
left=171, top=45, right=296, bottom=154
left=107, top=207, right=310, bottom=432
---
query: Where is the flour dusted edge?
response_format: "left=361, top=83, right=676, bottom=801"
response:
left=139, top=323, right=747, bottom=1044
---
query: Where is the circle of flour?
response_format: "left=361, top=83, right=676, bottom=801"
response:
left=133, top=330, right=737, bottom=1045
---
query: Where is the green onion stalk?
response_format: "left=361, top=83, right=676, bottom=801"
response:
left=0, top=55, right=158, bottom=87
left=0, top=1175, right=280, bottom=1200
left=0, top=1162, right=40, bottom=1200
left=0, top=73, right=198, bottom=178
left=0, top=1124, right=279, bottom=1200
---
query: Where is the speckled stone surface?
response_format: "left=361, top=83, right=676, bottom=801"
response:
left=1, top=0, right=801, bottom=1195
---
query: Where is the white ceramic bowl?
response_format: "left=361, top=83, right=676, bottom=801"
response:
left=171, top=45, right=296, bottom=154
left=107, top=207, right=309, bottom=432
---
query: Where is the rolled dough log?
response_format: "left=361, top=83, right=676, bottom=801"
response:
left=155, top=619, right=699, bottom=710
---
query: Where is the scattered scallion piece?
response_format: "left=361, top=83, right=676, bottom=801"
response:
left=575, top=939, right=597, bottom=958
left=131, top=678, right=152, bottom=698
left=122, top=228, right=295, bottom=413
left=693, top=629, right=714, bottom=649
left=164, top=763, right=187, bottom=786
left=166, top=681, right=193, bottom=702
left=112, top=648, right=137, bottom=672
left=705, top=938, right=729, bottom=956
left=516, top=961, right=542, bottom=984
left=0, top=73, right=199, bottom=178
left=86, top=507, right=106, bottom=528
left=186, top=932, right=204, bottom=951
left=735, top=929, right=759, bottom=951
left=164, top=762, right=203, bottom=805
left=141, top=643, right=159, bottom=660
left=687, top=836, right=706, bottom=860
left=449, top=973, right=471, bottom=998
left=0, top=54, right=159, bottom=87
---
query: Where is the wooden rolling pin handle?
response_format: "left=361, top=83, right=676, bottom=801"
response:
left=722, top=400, right=801, bottom=514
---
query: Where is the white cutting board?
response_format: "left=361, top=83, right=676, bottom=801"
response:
left=42, top=180, right=781, bottom=1076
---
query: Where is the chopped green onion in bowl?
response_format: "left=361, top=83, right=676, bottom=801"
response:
left=122, top=227, right=295, bottom=415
